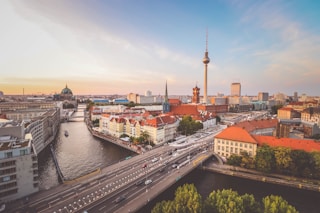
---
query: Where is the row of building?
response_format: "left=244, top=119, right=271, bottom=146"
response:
left=0, top=85, right=74, bottom=202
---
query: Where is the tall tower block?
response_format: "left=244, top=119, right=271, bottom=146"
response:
left=202, top=31, right=210, bottom=104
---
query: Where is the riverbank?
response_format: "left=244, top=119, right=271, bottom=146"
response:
left=203, top=161, right=320, bottom=192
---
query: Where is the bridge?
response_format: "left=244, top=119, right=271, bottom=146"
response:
left=7, top=135, right=218, bottom=213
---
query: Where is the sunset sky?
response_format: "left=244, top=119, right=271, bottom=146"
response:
left=1, top=0, right=319, bottom=96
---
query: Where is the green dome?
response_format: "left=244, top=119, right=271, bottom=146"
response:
left=61, top=84, right=73, bottom=95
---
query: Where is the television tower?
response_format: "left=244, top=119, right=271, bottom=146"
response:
left=202, top=31, right=210, bottom=104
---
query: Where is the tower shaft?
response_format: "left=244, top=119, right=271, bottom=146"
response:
left=202, top=31, right=210, bottom=104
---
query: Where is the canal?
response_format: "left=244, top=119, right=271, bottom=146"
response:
left=37, top=107, right=320, bottom=212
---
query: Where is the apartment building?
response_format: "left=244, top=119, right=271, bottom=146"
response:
left=0, top=121, right=39, bottom=202
left=214, top=126, right=258, bottom=158
left=301, top=107, right=320, bottom=126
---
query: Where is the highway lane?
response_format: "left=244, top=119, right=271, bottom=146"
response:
left=9, top=127, right=221, bottom=213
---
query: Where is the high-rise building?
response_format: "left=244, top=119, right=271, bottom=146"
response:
left=0, top=121, right=39, bottom=201
left=192, top=85, right=200, bottom=104
left=202, top=31, right=210, bottom=104
left=293, top=92, right=298, bottom=102
left=258, top=92, right=269, bottom=101
left=231, top=83, right=241, bottom=97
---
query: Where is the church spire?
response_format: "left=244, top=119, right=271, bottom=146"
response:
left=163, top=81, right=170, bottom=113
left=165, top=80, right=168, bottom=102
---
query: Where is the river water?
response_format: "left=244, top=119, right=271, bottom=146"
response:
left=37, top=107, right=320, bottom=212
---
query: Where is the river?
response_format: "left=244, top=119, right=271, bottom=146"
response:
left=37, top=107, right=320, bottom=212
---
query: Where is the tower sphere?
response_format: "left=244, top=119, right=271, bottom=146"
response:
left=203, top=55, right=210, bottom=64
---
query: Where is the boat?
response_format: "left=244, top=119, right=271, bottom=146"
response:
left=64, top=130, right=69, bottom=137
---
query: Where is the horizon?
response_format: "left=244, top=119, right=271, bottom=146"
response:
left=1, top=1, right=320, bottom=96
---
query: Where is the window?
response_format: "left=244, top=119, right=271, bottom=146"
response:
left=5, top=152, right=13, bottom=158
left=240, top=143, right=243, bottom=147
left=2, top=176, right=10, bottom=182
left=235, top=148, right=238, bottom=154
left=230, top=142, right=233, bottom=146
left=230, top=147, right=233, bottom=153
left=20, top=149, right=28, bottom=156
left=226, top=146, right=229, bottom=152
left=244, top=144, right=247, bottom=148
left=217, top=146, right=220, bottom=150
left=226, top=141, right=229, bottom=145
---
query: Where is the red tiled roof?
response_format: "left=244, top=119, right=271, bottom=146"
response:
left=253, top=135, right=320, bottom=152
left=234, top=119, right=278, bottom=132
left=145, top=115, right=177, bottom=127
left=215, top=126, right=257, bottom=144
left=279, top=107, right=294, bottom=111
left=170, top=104, right=199, bottom=116
left=169, top=99, right=181, bottom=105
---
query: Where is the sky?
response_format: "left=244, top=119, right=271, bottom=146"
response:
left=1, top=0, right=319, bottom=96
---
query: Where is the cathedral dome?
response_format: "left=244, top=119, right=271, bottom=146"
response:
left=61, top=84, right=73, bottom=95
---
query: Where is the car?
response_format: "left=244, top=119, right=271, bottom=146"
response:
left=151, top=158, right=158, bottom=163
left=145, top=179, right=153, bottom=185
left=172, top=164, right=178, bottom=168
left=142, top=163, right=147, bottom=168
left=135, top=180, right=144, bottom=186
left=158, top=167, right=165, bottom=173
left=115, top=195, right=126, bottom=204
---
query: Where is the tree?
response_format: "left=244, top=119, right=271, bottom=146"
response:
left=311, top=152, right=320, bottom=179
left=152, top=200, right=175, bottom=213
left=173, top=184, right=202, bottom=213
left=227, top=154, right=242, bottom=166
left=240, top=151, right=255, bottom=169
left=140, top=130, right=151, bottom=145
left=271, top=105, right=283, bottom=115
left=274, top=147, right=292, bottom=174
left=290, top=149, right=313, bottom=177
left=92, top=118, right=99, bottom=127
left=86, top=100, right=94, bottom=111
left=255, top=145, right=276, bottom=173
left=262, top=195, right=298, bottom=213
left=178, top=116, right=203, bottom=136
left=242, top=193, right=261, bottom=213
left=204, top=189, right=244, bottom=213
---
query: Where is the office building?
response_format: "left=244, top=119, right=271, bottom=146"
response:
left=231, top=83, right=241, bottom=97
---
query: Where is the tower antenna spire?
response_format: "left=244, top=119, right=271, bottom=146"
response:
left=206, top=28, right=208, bottom=52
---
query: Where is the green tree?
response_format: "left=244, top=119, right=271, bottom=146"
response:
left=311, top=152, right=320, bottom=179
left=290, top=149, right=313, bottom=178
left=152, top=200, right=175, bottom=213
left=92, top=118, right=99, bottom=127
left=262, top=195, right=298, bottom=213
left=86, top=100, right=94, bottom=111
left=178, top=116, right=203, bottom=136
left=242, top=193, right=261, bottom=213
left=140, top=130, right=151, bottom=145
left=274, top=147, right=292, bottom=174
left=240, top=151, right=255, bottom=169
left=204, top=189, right=244, bottom=213
left=271, top=105, right=283, bottom=115
left=255, top=145, right=276, bottom=173
left=227, top=154, right=242, bottom=166
left=173, top=184, right=202, bottom=213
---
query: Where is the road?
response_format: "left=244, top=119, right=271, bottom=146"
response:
left=7, top=127, right=223, bottom=213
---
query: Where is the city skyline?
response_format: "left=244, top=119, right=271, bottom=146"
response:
left=1, top=0, right=320, bottom=96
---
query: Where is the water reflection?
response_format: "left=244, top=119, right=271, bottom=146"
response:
left=38, top=116, right=134, bottom=190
